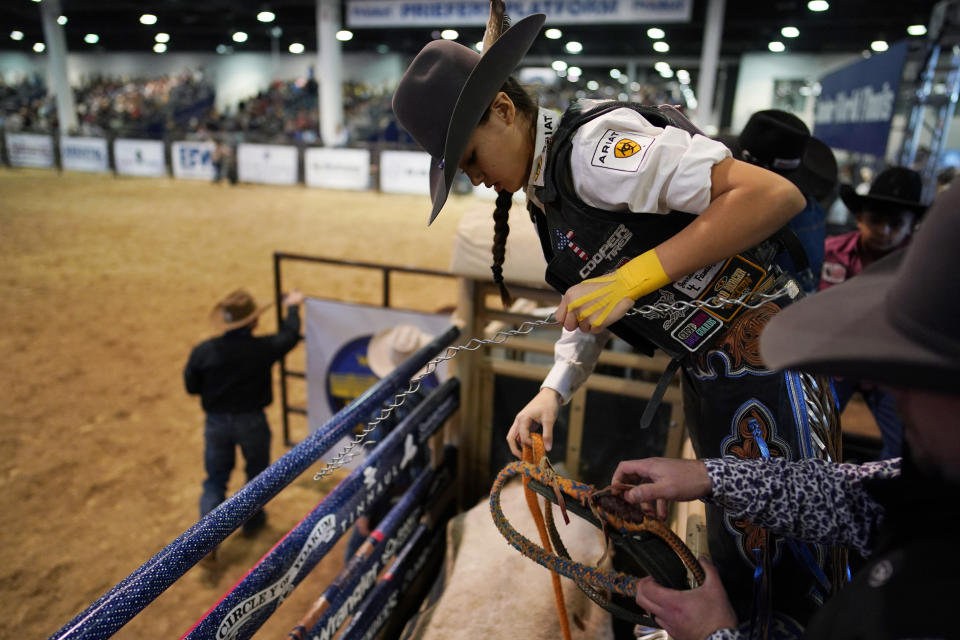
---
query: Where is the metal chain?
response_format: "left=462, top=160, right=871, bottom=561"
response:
left=313, top=285, right=792, bottom=480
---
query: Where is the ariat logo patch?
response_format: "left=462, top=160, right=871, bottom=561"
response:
left=615, top=138, right=641, bottom=158
left=591, top=129, right=653, bottom=172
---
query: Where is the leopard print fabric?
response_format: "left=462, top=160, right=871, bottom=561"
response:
left=703, top=456, right=900, bottom=557
left=700, top=456, right=901, bottom=640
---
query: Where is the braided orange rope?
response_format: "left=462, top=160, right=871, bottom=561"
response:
left=522, top=435, right=573, bottom=640
left=491, top=436, right=704, bottom=604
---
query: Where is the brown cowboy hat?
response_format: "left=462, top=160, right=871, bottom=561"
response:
left=838, top=166, right=928, bottom=217
left=759, top=180, right=960, bottom=392
left=209, top=289, right=272, bottom=332
left=727, top=109, right=838, bottom=204
left=392, top=12, right=545, bottom=226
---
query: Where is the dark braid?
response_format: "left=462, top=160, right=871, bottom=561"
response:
left=491, top=189, right=513, bottom=307
left=485, top=75, right=537, bottom=309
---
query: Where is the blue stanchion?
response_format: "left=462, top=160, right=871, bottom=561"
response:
left=49, top=326, right=459, bottom=640
left=182, top=380, right=458, bottom=640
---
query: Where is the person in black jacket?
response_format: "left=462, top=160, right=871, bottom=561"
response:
left=184, top=287, right=303, bottom=535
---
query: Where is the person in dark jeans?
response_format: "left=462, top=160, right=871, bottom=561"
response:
left=184, top=287, right=303, bottom=540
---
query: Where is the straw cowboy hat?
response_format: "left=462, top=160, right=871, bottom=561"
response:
left=367, top=324, right=435, bottom=379
left=759, top=180, right=960, bottom=392
left=209, top=289, right=272, bottom=332
left=728, top=109, right=838, bottom=205
left=392, top=9, right=545, bottom=225
left=838, top=166, right=928, bottom=217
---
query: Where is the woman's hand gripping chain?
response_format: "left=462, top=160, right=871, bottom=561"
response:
left=559, top=250, right=671, bottom=332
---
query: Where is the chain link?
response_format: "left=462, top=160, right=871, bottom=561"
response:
left=313, top=285, right=792, bottom=480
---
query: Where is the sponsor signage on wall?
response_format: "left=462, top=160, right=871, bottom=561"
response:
left=172, top=141, right=216, bottom=180
left=61, top=137, right=109, bottom=172
left=114, top=139, right=166, bottom=177
left=813, top=39, right=909, bottom=157
left=347, top=0, right=691, bottom=26
left=379, top=150, right=431, bottom=195
left=237, top=143, right=298, bottom=185
left=305, top=147, right=371, bottom=190
left=6, top=133, right=54, bottom=168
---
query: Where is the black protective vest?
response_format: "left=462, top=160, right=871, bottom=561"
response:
left=530, top=101, right=789, bottom=359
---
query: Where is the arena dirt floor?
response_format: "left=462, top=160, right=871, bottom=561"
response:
left=0, top=167, right=880, bottom=639
left=0, top=168, right=471, bottom=639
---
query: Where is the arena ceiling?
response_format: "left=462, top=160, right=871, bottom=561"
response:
left=1, top=0, right=942, bottom=69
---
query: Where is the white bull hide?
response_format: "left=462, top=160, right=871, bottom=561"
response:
left=402, top=477, right=614, bottom=640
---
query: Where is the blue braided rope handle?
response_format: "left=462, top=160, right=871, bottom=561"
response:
left=490, top=460, right=642, bottom=599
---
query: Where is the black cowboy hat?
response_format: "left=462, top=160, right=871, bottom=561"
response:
left=838, top=166, right=928, bottom=217
left=727, top=110, right=838, bottom=204
left=760, top=179, right=960, bottom=392
left=392, top=13, right=545, bottom=225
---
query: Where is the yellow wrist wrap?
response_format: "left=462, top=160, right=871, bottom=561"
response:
left=568, top=249, right=671, bottom=327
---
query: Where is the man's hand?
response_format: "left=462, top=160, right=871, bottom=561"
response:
left=634, top=557, right=738, bottom=640
left=283, top=289, right=305, bottom=306
left=506, top=387, right=562, bottom=457
left=611, top=457, right=712, bottom=521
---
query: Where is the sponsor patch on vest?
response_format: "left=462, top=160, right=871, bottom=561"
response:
left=591, top=129, right=653, bottom=172
left=673, top=260, right=725, bottom=297
left=821, top=261, right=847, bottom=284
left=700, top=255, right=768, bottom=323
left=670, top=308, right=723, bottom=352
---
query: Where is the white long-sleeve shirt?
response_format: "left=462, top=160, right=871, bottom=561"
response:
left=525, top=101, right=731, bottom=402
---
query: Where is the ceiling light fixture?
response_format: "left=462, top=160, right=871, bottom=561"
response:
left=10, top=31, right=24, bottom=41
left=57, top=16, right=67, bottom=26
left=84, top=33, right=99, bottom=44
left=232, top=31, right=248, bottom=43
left=587, top=80, right=599, bottom=91
left=871, top=40, right=889, bottom=52
left=33, top=42, right=45, bottom=52
left=807, top=1, right=829, bottom=11
left=140, top=14, right=158, bottom=25
left=336, top=30, right=353, bottom=41
left=257, top=11, right=276, bottom=23
left=441, top=29, right=459, bottom=40
left=564, top=41, right=582, bottom=53
left=907, top=24, right=927, bottom=36
left=781, top=26, right=799, bottom=38
left=289, top=42, right=304, bottom=54
left=653, top=41, right=669, bottom=52
left=153, top=43, right=167, bottom=53
left=552, top=60, right=568, bottom=71
left=155, top=33, right=170, bottom=43
left=609, top=68, right=621, bottom=78
left=545, top=28, right=562, bottom=39
left=768, top=41, right=786, bottom=52
left=646, top=27, right=665, bottom=39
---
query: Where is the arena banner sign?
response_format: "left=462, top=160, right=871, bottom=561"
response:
left=6, top=133, right=54, bottom=168
left=305, top=147, right=371, bottom=190
left=237, top=143, right=298, bottom=185
left=304, top=298, right=450, bottom=466
left=379, top=150, right=431, bottom=195
left=172, top=140, right=216, bottom=180
left=114, top=139, right=166, bottom=177
left=346, top=0, right=691, bottom=26
left=61, top=137, right=109, bottom=173
left=813, top=39, right=909, bottom=157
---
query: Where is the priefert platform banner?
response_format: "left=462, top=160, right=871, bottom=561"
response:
left=114, top=139, right=166, bottom=177
left=304, top=147, right=371, bottom=190
left=5, top=133, right=54, bottom=168
left=61, top=137, right=109, bottom=172
left=237, top=143, right=298, bottom=185
left=379, top=150, right=431, bottom=195
left=172, top=140, right=216, bottom=180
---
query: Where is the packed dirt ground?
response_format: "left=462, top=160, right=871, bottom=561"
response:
left=0, top=168, right=467, bottom=638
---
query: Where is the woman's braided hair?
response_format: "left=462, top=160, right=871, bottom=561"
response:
left=480, top=76, right=538, bottom=308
